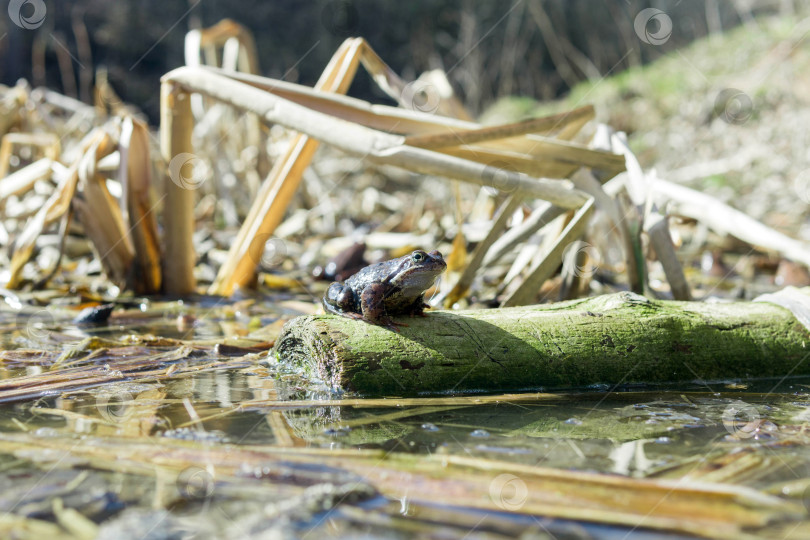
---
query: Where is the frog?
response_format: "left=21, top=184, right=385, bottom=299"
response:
left=323, top=249, right=446, bottom=331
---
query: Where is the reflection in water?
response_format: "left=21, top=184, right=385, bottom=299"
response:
left=1, top=366, right=810, bottom=538
left=0, top=295, right=809, bottom=537
left=10, top=367, right=809, bottom=479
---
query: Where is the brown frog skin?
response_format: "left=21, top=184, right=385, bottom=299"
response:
left=323, top=249, right=446, bottom=331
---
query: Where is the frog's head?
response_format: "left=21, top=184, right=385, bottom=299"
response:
left=388, top=249, right=447, bottom=294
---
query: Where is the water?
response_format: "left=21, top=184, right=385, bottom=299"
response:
left=0, top=294, right=808, bottom=538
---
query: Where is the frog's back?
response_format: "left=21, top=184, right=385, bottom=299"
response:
left=344, top=260, right=394, bottom=289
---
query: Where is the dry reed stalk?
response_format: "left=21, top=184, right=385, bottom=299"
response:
left=404, top=105, right=594, bottom=148
left=243, top=390, right=769, bottom=410
left=74, top=132, right=135, bottom=289
left=483, top=202, right=566, bottom=266
left=34, top=87, right=97, bottom=117
left=197, top=64, right=617, bottom=306
left=162, top=38, right=622, bottom=298
left=611, top=133, right=692, bottom=298
left=119, top=117, right=161, bottom=293
left=6, top=130, right=108, bottom=288
left=435, top=144, right=609, bottom=179
left=0, top=158, right=52, bottom=203
left=502, top=210, right=569, bottom=286
left=646, top=210, right=692, bottom=300
left=0, top=345, right=251, bottom=404
left=160, top=83, right=196, bottom=295
left=443, top=195, right=523, bottom=307
left=556, top=109, right=595, bottom=140
left=354, top=40, right=467, bottom=119
left=162, top=68, right=589, bottom=214
left=501, top=197, right=595, bottom=306
left=71, top=7, right=94, bottom=105
left=51, top=31, right=79, bottom=99
left=195, top=19, right=260, bottom=75
left=208, top=38, right=364, bottom=295
left=186, top=19, right=263, bottom=159
left=0, top=132, right=60, bottom=178
left=655, top=177, right=810, bottom=267
left=0, top=431, right=799, bottom=538
left=0, top=84, right=27, bottom=137
left=207, top=68, right=624, bottom=171
left=570, top=168, right=643, bottom=293
left=93, top=68, right=125, bottom=115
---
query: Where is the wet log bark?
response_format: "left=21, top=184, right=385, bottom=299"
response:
left=274, top=292, right=810, bottom=396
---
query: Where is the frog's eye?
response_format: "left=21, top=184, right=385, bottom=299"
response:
left=412, top=252, right=424, bottom=263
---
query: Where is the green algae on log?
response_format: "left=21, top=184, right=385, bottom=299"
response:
left=273, top=292, right=810, bottom=396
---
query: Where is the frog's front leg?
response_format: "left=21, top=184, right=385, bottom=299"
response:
left=360, top=283, right=406, bottom=331
left=406, top=296, right=431, bottom=318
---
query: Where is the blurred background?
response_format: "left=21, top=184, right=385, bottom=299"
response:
left=1, top=0, right=808, bottom=297
left=0, top=0, right=792, bottom=122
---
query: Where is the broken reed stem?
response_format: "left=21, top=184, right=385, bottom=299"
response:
left=208, top=39, right=363, bottom=295
left=198, top=19, right=260, bottom=75
left=0, top=158, right=52, bottom=202
left=501, top=197, right=595, bottom=307
left=444, top=195, right=523, bottom=307
left=570, top=168, right=644, bottom=294
left=213, top=67, right=623, bottom=173
left=655, top=178, right=810, bottom=268
left=121, top=117, right=162, bottom=294
left=163, top=68, right=589, bottom=207
left=646, top=211, right=692, bottom=300
left=404, top=105, right=595, bottom=149
left=160, top=82, right=196, bottom=295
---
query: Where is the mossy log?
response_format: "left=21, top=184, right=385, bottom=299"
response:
left=274, top=292, right=810, bottom=396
